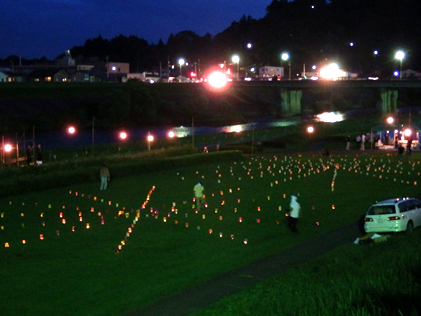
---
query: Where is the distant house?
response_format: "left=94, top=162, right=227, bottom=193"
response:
left=29, top=69, right=69, bottom=82
left=70, top=70, right=105, bottom=82
left=0, top=71, right=11, bottom=82
left=402, top=69, right=421, bottom=79
left=259, top=66, right=284, bottom=80
left=105, top=62, right=130, bottom=81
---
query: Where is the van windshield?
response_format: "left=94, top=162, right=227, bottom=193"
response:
left=368, top=205, right=396, bottom=215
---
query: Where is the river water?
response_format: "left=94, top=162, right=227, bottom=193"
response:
left=25, top=117, right=300, bottom=150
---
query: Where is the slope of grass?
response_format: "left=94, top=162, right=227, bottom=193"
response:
left=1, top=151, right=421, bottom=315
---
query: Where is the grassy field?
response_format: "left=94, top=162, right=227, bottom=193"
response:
left=1, top=146, right=421, bottom=315
left=194, top=228, right=421, bottom=316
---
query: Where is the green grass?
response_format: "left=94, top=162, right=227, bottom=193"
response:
left=1, top=150, right=421, bottom=315
left=193, top=230, right=421, bottom=316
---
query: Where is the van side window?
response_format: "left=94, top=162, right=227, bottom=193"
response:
left=411, top=199, right=421, bottom=209
left=399, top=201, right=410, bottom=213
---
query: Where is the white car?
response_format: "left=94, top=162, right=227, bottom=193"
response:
left=364, top=198, right=421, bottom=233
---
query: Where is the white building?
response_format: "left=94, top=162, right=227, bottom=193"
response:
left=259, top=66, right=284, bottom=80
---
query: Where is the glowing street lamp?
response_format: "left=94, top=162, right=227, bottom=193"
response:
left=119, top=131, right=128, bottom=140
left=168, top=131, right=175, bottom=138
left=178, top=58, right=185, bottom=79
left=231, top=55, right=240, bottom=80
left=404, top=128, right=412, bottom=138
left=2, top=142, right=12, bottom=165
left=281, top=52, right=290, bottom=80
left=386, top=116, right=394, bottom=124
left=147, top=132, right=154, bottom=151
left=67, top=126, right=76, bottom=135
left=117, top=131, right=128, bottom=152
left=307, top=126, right=314, bottom=134
left=395, top=50, right=405, bottom=79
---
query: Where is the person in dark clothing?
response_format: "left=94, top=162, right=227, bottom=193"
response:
left=36, top=144, right=43, bottom=165
left=26, top=146, right=33, bottom=165
left=406, top=137, right=413, bottom=156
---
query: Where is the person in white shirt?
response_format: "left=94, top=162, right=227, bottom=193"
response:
left=288, top=195, right=301, bottom=233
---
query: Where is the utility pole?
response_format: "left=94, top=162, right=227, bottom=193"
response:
left=92, top=116, right=95, bottom=157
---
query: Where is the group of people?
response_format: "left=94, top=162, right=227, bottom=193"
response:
left=98, top=169, right=301, bottom=233
left=192, top=181, right=301, bottom=233
left=26, top=144, right=43, bottom=165
left=354, top=134, right=369, bottom=150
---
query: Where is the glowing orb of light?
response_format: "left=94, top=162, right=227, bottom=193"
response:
left=119, top=131, right=128, bottom=140
left=4, top=144, right=12, bottom=152
left=315, top=112, right=344, bottom=123
left=147, top=134, right=154, bottom=142
left=208, top=71, right=228, bottom=88
left=168, top=131, right=175, bottom=138
left=307, top=126, right=315, bottom=133
left=387, top=117, right=394, bottom=124
left=67, top=126, right=76, bottom=134
left=319, top=63, right=346, bottom=80
left=404, top=128, right=412, bottom=137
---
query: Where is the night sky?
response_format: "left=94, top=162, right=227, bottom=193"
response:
left=2, top=0, right=269, bottom=59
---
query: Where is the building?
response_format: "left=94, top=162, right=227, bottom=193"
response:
left=28, top=69, right=69, bottom=82
left=259, top=66, right=284, bottom=80
left=105, top=62, right=130, bottom=81
left=0, top=71, right=11, bottom=82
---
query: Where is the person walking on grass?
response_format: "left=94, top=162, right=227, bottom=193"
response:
left=193, top=182, right=205, bottom=211
left=100, top=163, right=110, bottom=191
left=288, top=195, right=301, bottom=233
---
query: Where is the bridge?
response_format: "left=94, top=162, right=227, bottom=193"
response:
left=231, top=80, right=421, bottom=117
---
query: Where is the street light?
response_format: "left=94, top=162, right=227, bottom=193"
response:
left=118, top=131, right=128, bottom=152
left=231, top=55, right=240, bottom=80
left=307, top=126, right=314, bottom=134
left=281, top=52, right=290, bottom=80
left=67, top=126, right=76, bottom=135
left=395, top=50, right=405, bottom=79
left=147, top=132, right=154, bottom=151
left=178, top=58, right=185, bottom=81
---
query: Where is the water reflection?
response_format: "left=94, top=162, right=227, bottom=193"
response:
left=174, top=118, right=299, bottom=138
left=32, top=117, right=300, bottom=150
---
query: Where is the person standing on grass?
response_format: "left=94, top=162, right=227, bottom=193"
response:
left=193, top=182, right=205, bottom=211
left=346, top=135, right=351, bottom=150
left=288, top=195, right=301, bottom=233
left=100, top=163, right=110, bottom=191
left=360, top=134, right=366, bottom=150
left=406, top=136, right=413, bottom=156
left=355, top=134, right=361, bottom=149
left=36, top=144, right=43, bottom=165
left=26, top=145, right=33, bottom=165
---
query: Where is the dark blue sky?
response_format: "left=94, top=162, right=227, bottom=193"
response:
left=1, top=0, right=269, bottom=59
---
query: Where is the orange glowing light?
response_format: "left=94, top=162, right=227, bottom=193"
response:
left=119, top=131, right=128, bottom=140
left=67, top=126, right=76, bottom=134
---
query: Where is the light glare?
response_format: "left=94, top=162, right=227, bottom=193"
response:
left=315, top=112, right=344, bottom=123
left=208, top=71, right=228, bottom=88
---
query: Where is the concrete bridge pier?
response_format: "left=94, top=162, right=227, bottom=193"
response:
left=280, top=88, right=303, bottom=116
left=379, top=88, right=398, bottom=115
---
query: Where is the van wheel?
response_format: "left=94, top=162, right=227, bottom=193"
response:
left=406, top=221, right=414, bottom=233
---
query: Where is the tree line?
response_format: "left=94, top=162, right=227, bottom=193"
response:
left=1, top=0, right=419, bottom=77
